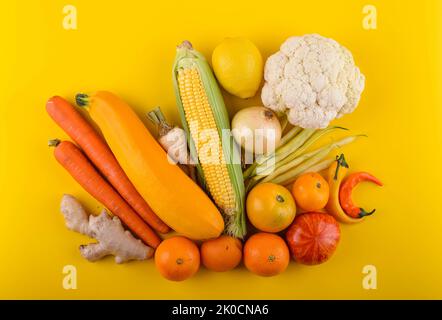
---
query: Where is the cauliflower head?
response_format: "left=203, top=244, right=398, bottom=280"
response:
left=261, top=34, right=365, bottom=129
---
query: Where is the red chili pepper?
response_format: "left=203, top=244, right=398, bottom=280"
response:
left=339, top=172, right=383, bottom=219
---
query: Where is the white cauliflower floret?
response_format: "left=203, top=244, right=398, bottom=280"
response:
left=261, top=34, right=365, bottom=129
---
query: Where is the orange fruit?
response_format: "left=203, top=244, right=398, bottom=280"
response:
left=246, top=183, right=296, bottom=233
left=201, top=235, right=242, bottom=272
left=154, top=236, right=200, bottom=281
left=244, top=233, right=290, bottom=277
left=292, top=172, right=329, bottom=211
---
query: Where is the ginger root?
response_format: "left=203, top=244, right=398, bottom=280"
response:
left=60, top=194, right=153, bottom=263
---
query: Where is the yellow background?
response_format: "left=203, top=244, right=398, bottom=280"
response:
left=1, top=0, right=441, bottom=299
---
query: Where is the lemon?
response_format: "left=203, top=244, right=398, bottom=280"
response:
left=212, top=37, right=263, bottom=99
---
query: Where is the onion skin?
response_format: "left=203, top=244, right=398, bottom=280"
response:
left=232, top=106, right=281, bottom=155
left=286, top=212, right=340, bottom=265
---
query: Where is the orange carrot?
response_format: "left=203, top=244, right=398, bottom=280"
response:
left=46, top=96, right=169, bottom=234
left=49, top=139, right=161, bottom=248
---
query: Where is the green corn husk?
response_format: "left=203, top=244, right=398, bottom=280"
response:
left=172, top=41, right=246, bottom=238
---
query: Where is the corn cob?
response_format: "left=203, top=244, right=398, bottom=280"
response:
left=172, top=41, right=246, bottom=238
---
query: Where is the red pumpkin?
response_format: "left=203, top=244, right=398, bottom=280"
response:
left=286, top=212, right=340, bottom=265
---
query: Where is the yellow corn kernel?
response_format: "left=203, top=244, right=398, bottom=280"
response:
left=177, top=67, right=235, bottom=213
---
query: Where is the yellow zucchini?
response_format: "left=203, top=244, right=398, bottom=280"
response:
left=76, top=91, right=224, bottom=240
